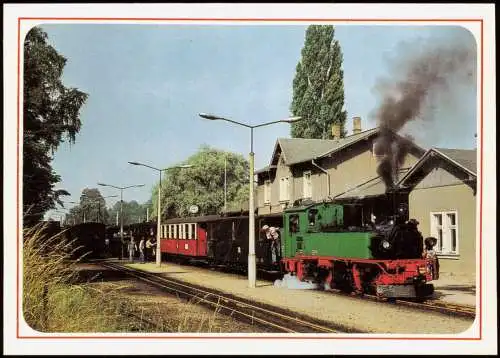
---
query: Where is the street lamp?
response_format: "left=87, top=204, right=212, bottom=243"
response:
left=199, top=112, right=302, bottom=288
left=128, top=161, right=193, bottom=267
left=97, top=182, right=145, bottom=260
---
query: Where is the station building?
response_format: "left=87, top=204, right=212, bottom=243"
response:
left=253, top=117, right=478, bottom=283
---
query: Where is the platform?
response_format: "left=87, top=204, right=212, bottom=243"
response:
left=112, top=259, right=475, bottom=334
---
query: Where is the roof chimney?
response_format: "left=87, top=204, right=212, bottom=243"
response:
left=352, top=116, right=362, bottom=135
left=331, top=124, right=341, bottom=140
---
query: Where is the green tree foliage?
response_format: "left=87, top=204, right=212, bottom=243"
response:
left=23, top=27, right=88, bottom=226
left=290, top=25, right=347, bottom=139
left=150, top=145, right=249, bottom=219
left=65, top=188, right=110, bottom=225
left=106, top=200, right=149, bottom=227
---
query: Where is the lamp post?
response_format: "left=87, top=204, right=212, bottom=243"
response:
left=97, top=183, right=144, bottom=260
left=128, top=161, right=193, bottom=267
left=199, top=112, right=302, bottom=288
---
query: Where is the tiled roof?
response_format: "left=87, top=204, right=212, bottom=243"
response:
left=276, top=128, right=379, bottom=166
left=434, top=148, right=477, bottom=175
left=254, top=165, right=276, bottom=175
left=398, top=147, right=477, bottom=187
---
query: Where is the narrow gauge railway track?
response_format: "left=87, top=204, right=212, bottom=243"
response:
left=317, top=288, right=476, bottom=320
left=173, top=260, right=475, bottom=320
left=392, top=298, right=476, bottom=319
left=100, top=261, right=360, bottom=333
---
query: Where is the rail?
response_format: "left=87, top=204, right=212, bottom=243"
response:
left=100, top=261, right=360, bottom=333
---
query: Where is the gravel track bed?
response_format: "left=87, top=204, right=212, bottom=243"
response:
left=75, top=263, right=271, bottom=333
left=123, top=261, right=475, bottom=334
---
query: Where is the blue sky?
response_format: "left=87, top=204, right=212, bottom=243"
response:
left=39, top=24, right=477, bottom=217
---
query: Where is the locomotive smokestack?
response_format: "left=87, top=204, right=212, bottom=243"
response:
left=352, top=117, right=362, bottom=135
left=331, top=124, right=341, bottom=140
left=373, top=35, right=475, bottom=191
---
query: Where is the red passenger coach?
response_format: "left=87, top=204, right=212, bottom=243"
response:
left=160, top=215, right=218, bottom=259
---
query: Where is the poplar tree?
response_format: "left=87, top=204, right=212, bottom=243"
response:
left=290, top=25, right=347, bottom=139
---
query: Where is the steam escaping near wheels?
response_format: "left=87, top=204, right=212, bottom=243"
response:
left=274, top=273, right=319, bottom=290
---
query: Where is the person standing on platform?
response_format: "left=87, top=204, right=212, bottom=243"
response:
left=128, top=237, right=137, bottom=262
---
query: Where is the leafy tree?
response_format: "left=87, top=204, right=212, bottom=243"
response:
left=150, top=145, right=249, bottom=219
left=106, top=200, right=150, bottom=226
left=64, top=188, right=110, bottom=225
left=290, top=25, right=347, bottom=139
left=23, top=27, right=88, bottom=226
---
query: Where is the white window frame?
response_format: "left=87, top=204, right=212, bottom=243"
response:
left=188, top=223, right=193, bottom=240
left=279, top=176, right=290, bottom=202
left=430, top=211, right=459, bottom=255
left=192, top=223, right=197, bottom=240
left=264, top=180, right=271, bottom=205
left=303, top=171, right=312, bottom=199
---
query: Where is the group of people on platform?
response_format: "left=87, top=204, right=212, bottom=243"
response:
left=127, top=232, right=157, bottom=264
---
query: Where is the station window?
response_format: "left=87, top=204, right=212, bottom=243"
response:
left=303, top=171, right=312, bottom=199
left=430, top=211, right=458, bottom=255
left=280, top=176, right=290, bottom=202
left=264, top=180, right=271, bottom=204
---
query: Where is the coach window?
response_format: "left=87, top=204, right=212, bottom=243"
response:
left=179, top=224, right=183, bottom=240
left=192, top=224, right=197, bottom=240
left=173, top=224, right=177, bottom=239
left=188, top=224, right=192, bottom=240
left=185, top=224, right=189, bottom=239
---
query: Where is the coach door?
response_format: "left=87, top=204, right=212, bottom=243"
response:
left=197, top=223, right=207, bottom=257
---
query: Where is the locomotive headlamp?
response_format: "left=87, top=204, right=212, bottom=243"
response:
left=382, top=240, right=391, bottom=249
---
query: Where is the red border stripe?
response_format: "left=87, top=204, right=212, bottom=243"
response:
left=16, top=17, right=484, bottom=341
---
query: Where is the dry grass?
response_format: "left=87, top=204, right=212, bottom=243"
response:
left=22, top=223, right=259, bottom=333
left=22, top=223, right=161, bottom=332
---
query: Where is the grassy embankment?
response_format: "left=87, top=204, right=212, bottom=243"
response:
left=22, top=223, right=235, bottom=333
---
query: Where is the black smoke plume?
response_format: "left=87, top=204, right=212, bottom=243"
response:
left=373, top=35, right=476, bottom=191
